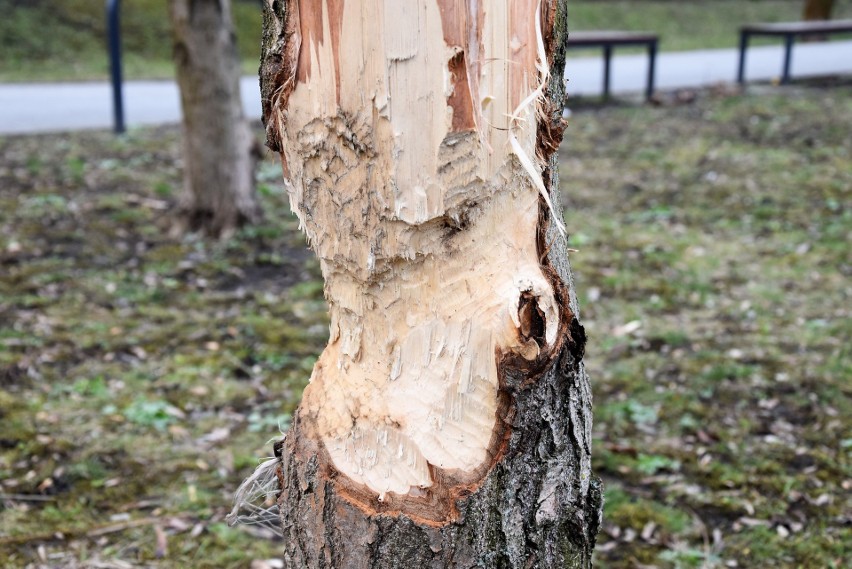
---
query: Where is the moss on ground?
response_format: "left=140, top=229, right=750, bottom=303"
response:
left=561, top=85, right=851, bottom=568
left=0, top=124, right=324, bottom=567
left=1, top=85, right=851, bottom=566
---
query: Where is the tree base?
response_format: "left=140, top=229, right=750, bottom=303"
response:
left=274, top=341, right=601, bottom=569
left=170, top=204, right=262, bottom=240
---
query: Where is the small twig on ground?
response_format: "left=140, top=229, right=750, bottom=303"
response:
left=0, top=493, right=57, bottom=502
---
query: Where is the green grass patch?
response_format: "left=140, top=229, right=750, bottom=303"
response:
left=1, top=84, right=850, bottom=567
left=562, top=85, right=851, bottom=567
left=4, top=1, right=852, bottom=82
left=0, top=124, right=323, bottom=566
left=0, top=0, right=263, bottom=82
left=569, top=0, right=852, bottom=52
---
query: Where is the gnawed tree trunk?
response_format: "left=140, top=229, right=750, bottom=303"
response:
left=256, top=1, right=600, bottom=566
left=169, top=0, right=261, bottom=238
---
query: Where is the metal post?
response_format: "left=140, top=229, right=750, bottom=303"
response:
left=736, top=30, right=748, bottom=85
left=602, top=44, right=612, bottom=100
left=781, top=33, right=794, bottom=85
left=646, top=39, right=657, bottom=101
left=107, top=0, right=125, bottom=134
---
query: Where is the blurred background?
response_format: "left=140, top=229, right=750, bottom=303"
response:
left=1, top=1, right=850, bottom=567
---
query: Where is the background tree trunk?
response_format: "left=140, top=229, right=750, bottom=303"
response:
left=169, top=0, right=260, bottom=238
left=256, top=1, right=600, bottom=566
left=802, top=0, right=835, bottom=20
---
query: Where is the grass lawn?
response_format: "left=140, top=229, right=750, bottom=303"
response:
left=561, top=85, right=851, bottom=567
left=1, top=85, right=850, bottom=567
left=0, top=0, right=263, bottom=82
left=2, top=1, right=852, bottom=82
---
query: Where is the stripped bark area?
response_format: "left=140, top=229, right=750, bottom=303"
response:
left=257, top=0, right=600, bottom=565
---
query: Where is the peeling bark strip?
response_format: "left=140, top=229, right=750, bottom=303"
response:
left=258, top=0, right=600, bottom=565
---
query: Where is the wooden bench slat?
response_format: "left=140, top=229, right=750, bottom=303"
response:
left=566, top=31, right=659, bottom=46
left=742, top=19, right=852, bottom=35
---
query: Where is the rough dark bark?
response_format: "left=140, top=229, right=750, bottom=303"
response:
left=169, top=0, right=261, bottom=238
left=803, top=0, right=835, bottom=20
left=258, top=1, right=600, bottom=567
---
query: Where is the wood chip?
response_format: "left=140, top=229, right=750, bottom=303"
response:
left=155, top=524, right=168, bottom=558
left=737, top=517, right=770, bottom=527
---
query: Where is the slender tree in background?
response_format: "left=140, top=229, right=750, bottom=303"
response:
left=802, top=0, right=835, bottom=20
left=169, top=0, right=261, bottom=238
left=243, top=0, right=600, bottom=566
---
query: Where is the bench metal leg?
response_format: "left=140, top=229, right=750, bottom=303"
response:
left=781, top=33, right=794, bottom=84
left=737, top=31, right=749, bottom=84
left=107, top=0, right=125, bottom=134
left=602, top=44, right=612, bottom=100
left=646, top=39, right=657, bottom=100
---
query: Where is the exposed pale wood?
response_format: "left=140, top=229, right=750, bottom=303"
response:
left=254, top=0, right=600, bottom=565
left=272, top=0, right=565, bottom=504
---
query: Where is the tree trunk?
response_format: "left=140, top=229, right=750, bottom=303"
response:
left=803, top=0, right=835, bottom=20
left=255, top=1, right=600, bottom=566
left=169, top=0, right=261, bottom=238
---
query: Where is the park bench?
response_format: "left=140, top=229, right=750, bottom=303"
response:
left=566, top=31, right=659, bottom=101
left=737, top=19, right=852, bottom=85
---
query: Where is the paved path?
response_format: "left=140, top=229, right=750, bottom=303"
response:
left=1, top=41, right=851, bottom=135
left=0, top=77, right=262, bottom=135
left=565, top=40, right=852, bottom=96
